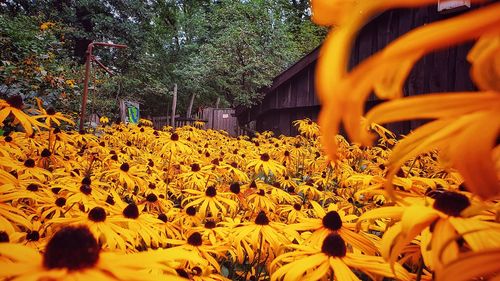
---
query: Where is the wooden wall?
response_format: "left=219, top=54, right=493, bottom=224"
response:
left=236, top=5, right=478, bottom=136
left=202, top=108, right=240, bottom=136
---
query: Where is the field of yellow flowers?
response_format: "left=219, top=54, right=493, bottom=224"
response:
left=1, top=1, right=499, bottom=280
left=0, top=96, right=498, bottom=281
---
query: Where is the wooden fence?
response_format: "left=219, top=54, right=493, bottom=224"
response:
left=150, top=112, right=208, bottom=131
left=201, top=108, right=240, bottom=136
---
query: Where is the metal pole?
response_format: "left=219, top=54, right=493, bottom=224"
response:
left=79, top=43, right=93, bottom=131
left=78, top=42, right=127, bottom=131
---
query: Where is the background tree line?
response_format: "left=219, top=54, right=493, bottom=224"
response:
left=0, top=0, right=326, bottom=119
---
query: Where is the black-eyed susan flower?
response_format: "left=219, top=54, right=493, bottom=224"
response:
left=49, top=206, right=135, bottom=250
left=270, top=232, right=410, bottom=281
left=292, top=201, right=378, bottom=255
left=0, top=96, right=46, bottom=136
left=359, top=191, right=500, bottom=272
left=293, top=118, right=320, bottom=139
left=0, top=225, right=203, bottom=281
left=246, top=153, right=285, bottom=176
left=34, top=98, right=75, bottom=128
left=182, top=185, right=238, bottom=218
left=230, top=210, right=297, bottom=264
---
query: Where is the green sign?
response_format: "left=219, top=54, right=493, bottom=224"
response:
left=127, top=105, right=139, bottom=124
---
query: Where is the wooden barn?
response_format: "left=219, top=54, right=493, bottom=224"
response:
left=235, top=2, right=477, bottom=136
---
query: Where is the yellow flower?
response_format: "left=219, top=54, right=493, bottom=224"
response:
left=292, top=118, right=320, bottom=138
left=34, top=98, right=75, bottom=127
left=246, top=153, right=285, bottom=176
left=291, top=201, right=378, bottom=255
left=365, top=93, right=500, bottom=199
left=359, top=192, right=500, bottom=272
left=182, top=185, right=238, bottom=218
left=100, top=116, right=110, bottom=124
left=270, top=232, right=410, bottom=281
left=65, top=79, right=75, bottom=88
left=0, top=226, right=202, bottom=281
left=39, top=22, right=55, bottom=31
left=0, top=96, right=45, bottom=136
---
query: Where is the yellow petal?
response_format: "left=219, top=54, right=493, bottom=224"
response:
left=365, top=92, right=500, bottom=125
left=436, top=248, right=500, bottom=281
left=431, top=219, right=459, bottom=270
left=467, top=32, right=500, bottom=91
left=448, top=109, right=500, bottom=199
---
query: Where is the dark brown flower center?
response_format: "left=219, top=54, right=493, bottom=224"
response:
left=24, top=158, right=35, bottom=168
left=123, top=204, right=139, bottom=219
left=41, top=149, right=52, bottom=157
left=0, top=231, right=9, bottom=242
left=433, top=191, right=470, bottom=217
left=26, top=230, right=40, bottom=241
left=55, top=197, right=66, bottom=207
left=260, top=153, right=270, bottom=162
left=7, top=95, right=24, bottom=109
left=81, top=177, right=91, bottom=185
left=105, top=195, right=115, bottom=205
left=255, top=211, right=269, bottom=225
left=43, top=226, right=100, bottom=270
left=293, top=203, right=302, bottom=211
left=146, top=193, right=158, bottom=203
left=230, top=182, right=241, bottom=194
left=88, top=207, right=106, bottom=222
left=205, top=186, right=217, bottom=197
left=120, top=163, right=130, bottom=172
left=322, top=211, right=342, bottom=231
left=204, top=221, right=216, bottom=229
left=250, top=181, right=257, bottom=188
left=186, top=206, right=197, bottom=216
left=46, top=107, right=56, bottom=115
left=158, top=213, right=168, bottom=222
left=191, top=163, right=201, bottom=172
left=27, top=183, right=39, bottom=192
left=192, top=266, right=202, bottom=276
left=80, top=184, right=92, bottom=195
left=170, top=133, right=179, bottom=141
left=187, top=232, right=202, bottom=246
left=321, top=233, right=346, bottom=257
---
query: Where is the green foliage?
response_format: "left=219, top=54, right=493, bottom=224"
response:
left=1, top=0, right=326, bottom=117
left=0, top=15, right=80, bottom=115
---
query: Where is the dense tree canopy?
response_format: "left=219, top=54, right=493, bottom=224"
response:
left=0, top=0, right=326, bottom=118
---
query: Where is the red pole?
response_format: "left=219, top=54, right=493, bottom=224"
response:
left=79, top=43, right=93, bottom=131
left=78, top=42, right=127, bottom=131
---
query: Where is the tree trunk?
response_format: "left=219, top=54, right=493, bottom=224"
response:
left=215, top=97, right=220, bottom=109
left=171, top=84, right=177, bottom=128
left=186, top=93, right=196, bottom=118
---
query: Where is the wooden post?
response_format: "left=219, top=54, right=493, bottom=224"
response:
left=166, top=93, right=171, bottom=126
left=186, top=93, right=195, bottom=118
left=171, top=84, right=177, bottom=128
left=215, top=97, right=220, bottom=109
